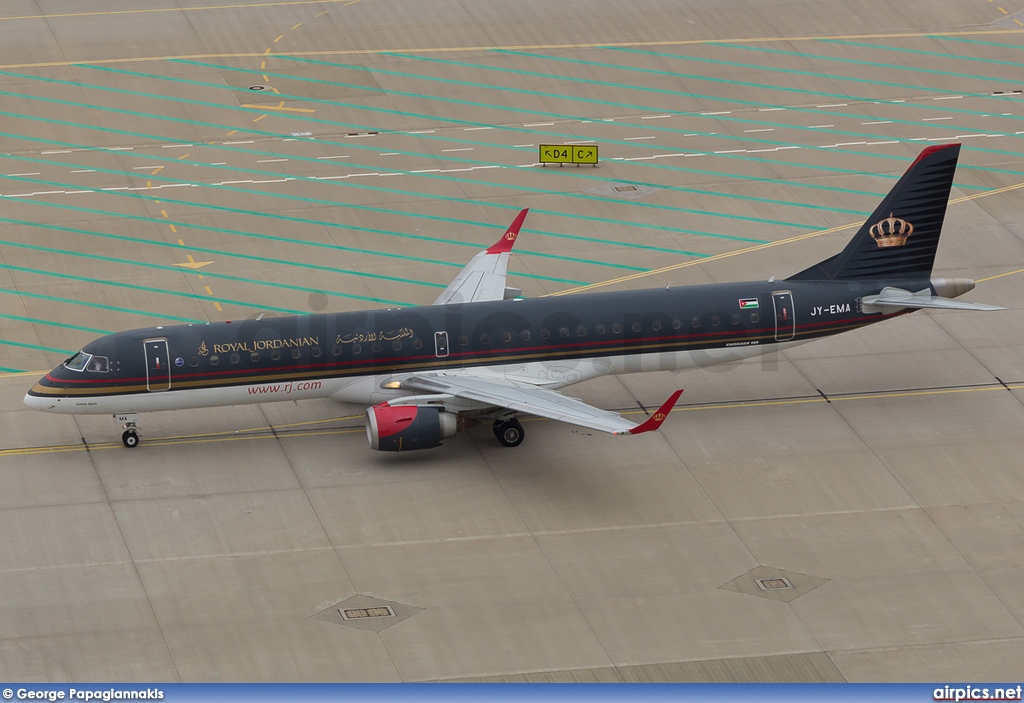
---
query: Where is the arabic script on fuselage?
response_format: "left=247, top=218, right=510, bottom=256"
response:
left=336, top=327, right=414, bottom=344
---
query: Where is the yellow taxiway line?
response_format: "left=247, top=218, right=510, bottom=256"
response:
left=0, top=28, right=1022, bottom=70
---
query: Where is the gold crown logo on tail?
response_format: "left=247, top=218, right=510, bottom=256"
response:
left=869, top=212, right=914, bottom=248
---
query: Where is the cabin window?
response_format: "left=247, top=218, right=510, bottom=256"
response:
left=501, top=331, right=512, bottom=343
left=711, top=316, right=721, bottom=327
left=750, top=313, right=760, bottom=323
left=576, top=326, right=586, bottom=337
left=291, top=347, right=302, bottom=359
left=631, top=322, right=642, bottom=333
left=372, top=342, right=382, bottom=353
left=392, top=340, right=402, bottom=351
left=271, top=349, right=281, bottom=361
left=541, top=329, right=550, bottom=340
left=209, top=354, right=219, bottom=366
left=458, top=335, right=468, bottom=346
left=189, top=357, right=199, bottom=368
left=730, top=315, right=740, bottom=325
left=671, top=319, right=681, bottom=330
left=332, top=344, right=342, bottom=356
left=596, top=325, right=606, bottom=335
left=230, top=352, right=240, bottom=364
left=413, top=339, right=423, bottom=350
left=612, top=323, right=622, bottom=334
left=691, top=317, right=701, bottom=328
left=652, top=320, right=662, bottom=332
left=559, top=327, right=570, bottom=338
left=480, top=333, right=490, bottom=344
left=250, top=352, right=260, bottom=363
left=311, top=347, right=322, bottom=358
left=520, top=330, right=531, bottom=342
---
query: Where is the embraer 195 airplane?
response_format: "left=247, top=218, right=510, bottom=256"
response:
left=24, top=144, right=1003, bottom=451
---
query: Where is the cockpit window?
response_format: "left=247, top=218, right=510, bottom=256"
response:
left=88, top=356, right=109, bottom=373
left=63, top=352, right=91, bottom=372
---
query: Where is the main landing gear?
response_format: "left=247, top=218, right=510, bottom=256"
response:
left=492, top=417, right=525, bottom=448
left=116, top=413, right=140, bottom=448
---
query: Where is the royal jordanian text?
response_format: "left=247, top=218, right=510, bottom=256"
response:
left=211, top=336, right=319, bottom=354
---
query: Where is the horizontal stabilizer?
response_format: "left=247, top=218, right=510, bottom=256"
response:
left=862, top=288, right=1005, bottom=314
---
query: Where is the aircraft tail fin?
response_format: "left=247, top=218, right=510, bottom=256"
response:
left=788, top=143, right=960, bottom=281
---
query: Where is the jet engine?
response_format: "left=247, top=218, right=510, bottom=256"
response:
left=365, top=403, right=458, bottom=451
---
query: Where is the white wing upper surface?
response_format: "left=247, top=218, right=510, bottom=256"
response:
left=433, top=209, right=529, bottom=306
left=396, top=373, right=683, bottom=436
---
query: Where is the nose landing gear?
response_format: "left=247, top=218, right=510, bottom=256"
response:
left=116, top=413, right=140, bottom=448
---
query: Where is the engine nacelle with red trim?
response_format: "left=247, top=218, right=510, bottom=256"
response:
left=365, top=403, right=458, bottom=451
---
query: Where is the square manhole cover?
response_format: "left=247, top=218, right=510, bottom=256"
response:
left=341, top=605, right=395, bottom=620
left=720, top=566, right=828, bottom=603
left=587, top=182, right=660, bottom=200
left=313, top=595, right=422, bottom=632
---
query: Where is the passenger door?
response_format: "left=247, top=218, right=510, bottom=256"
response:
left=144, top=338, right=171, bottom=391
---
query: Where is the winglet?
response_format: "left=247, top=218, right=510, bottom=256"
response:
left=485, top=208, right=529, bottom=254
left=627, top=390, right=684, bottom=435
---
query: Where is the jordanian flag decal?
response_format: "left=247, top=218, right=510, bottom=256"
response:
left=738, top=298, right=759, bottom=309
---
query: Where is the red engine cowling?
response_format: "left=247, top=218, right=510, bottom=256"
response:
left=365, top=403, right=458, bottom=451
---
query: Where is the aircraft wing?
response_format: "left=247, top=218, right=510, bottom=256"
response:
left=433, top=209, right=529, bottom=306
left=396, top=373, right=683, bottom=435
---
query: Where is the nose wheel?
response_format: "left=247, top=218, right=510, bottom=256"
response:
left=492, top=418, right=525, bottom=447
left=115, top=413, right=141, bottom=448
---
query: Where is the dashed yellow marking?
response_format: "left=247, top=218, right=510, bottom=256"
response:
left=252, top=114, right=268, bottom=122
left=264, top=73, right=271, bottom=81
left=291, top=22, right=303, bottom=30
left=178, top=239, right=185, bottom=246
left=214, top=302, right=223, bottom=312
left=260, top=60, right=266, bottom=69
left=272, top=87, right=280, bottom=93
left=274, top=34, right=284, bottom=42
left=150, top=165, right=164, bottom=175
left=999, top=5, right=1009, bottom=12
left=169, top=224, right=177, bottom=233
left=264, top=48, right=272, bottom=55
left=1016, top=18, right=1023, bottom=25
left=314, top=10, right=328, bottom=16
left=146, top=180, right=152, bottom=189
left=227, top=129, right=238, bottom=136
left=160, top=209, right=169, bottom=218
left=176, top=153, right=190, bottom=160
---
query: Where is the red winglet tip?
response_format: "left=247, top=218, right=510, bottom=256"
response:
left=485, top=208, right=529, bottom=254
left=629, top=389, right=684, bottom=435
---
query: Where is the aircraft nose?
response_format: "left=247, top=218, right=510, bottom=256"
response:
left=24, top=391, right=56, bottom=412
